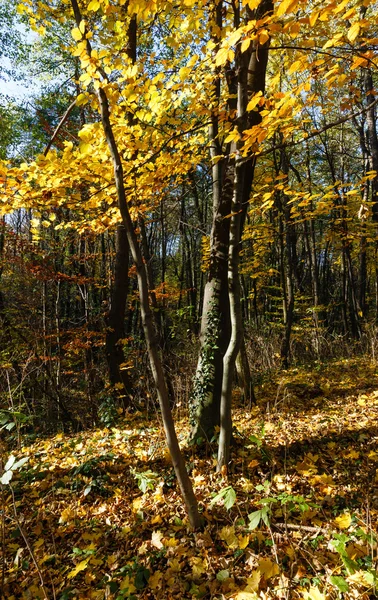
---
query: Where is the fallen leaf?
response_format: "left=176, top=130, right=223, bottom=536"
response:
left=219, top=525, right=239, bottom=549
left=151, top=530, right=164, bottom=549
left=305, top=586, right=325, bottom=600
left=334, top=512, right=352, bottom=529
left=67, top=557, right=90, bottom=579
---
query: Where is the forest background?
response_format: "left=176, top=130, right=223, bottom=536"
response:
left=1, top=0, right=378, bottom=599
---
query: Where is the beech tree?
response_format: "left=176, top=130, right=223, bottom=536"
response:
left=1, top=0, right=378, bottom=501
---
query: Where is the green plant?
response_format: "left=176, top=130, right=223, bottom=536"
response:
left=131, top=469, right=159, bottom=493
left=98, top=396, right=119, bottom=427
left=0, top=454, right=29, bottom=484
left=0, top=407, right=31, bottom=432
left=248, top=481, right=316, bottom=530
left=210, top=486, right=236, bottom=510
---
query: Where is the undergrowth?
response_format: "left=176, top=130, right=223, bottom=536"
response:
left=1, top=356, right=378, bottom=600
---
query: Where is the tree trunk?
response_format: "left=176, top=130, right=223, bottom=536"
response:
left=191, top=0, right=272, bottom=448
left=70, top=0, right=202, bottom=529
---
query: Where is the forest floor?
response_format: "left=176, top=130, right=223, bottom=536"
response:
left=2, top=357, right=378, bottom=600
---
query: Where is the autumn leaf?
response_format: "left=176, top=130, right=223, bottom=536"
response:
left=258, top=557, right=280, bottom=580
left=151, top=530, right=164, bottom=549
left=67, top=557, right=90, bottom=579
left=305, top=586, right=326, bottom=600
left=347, top=22, right=360, bottom=42
left=219, top=525, right=239, bottom=549
left=149, top=570, right=163, bottom=590
left=334, top=512, right=352, bottom=529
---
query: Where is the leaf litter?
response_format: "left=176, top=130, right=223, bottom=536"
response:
left=1, top=357, right=378, bottom=599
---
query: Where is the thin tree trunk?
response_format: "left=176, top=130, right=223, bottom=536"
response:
left=69, top=0, right=202, bottom=529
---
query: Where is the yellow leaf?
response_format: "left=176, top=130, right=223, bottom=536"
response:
left=276, top=0, right=298, bottom=18
left=87, top=0, right=100, bottom=10
left=244, top=569, right=261, bottom=592
left=347, top=22, right=360, bottom=42
left=71, top=27, right=82, bottom=41
left=305, top=586, right=325, bottom=600
left=76, top=93, right=88, bottom=106
left=238, top=534, right=250, bottom=549
left=215, top=46, right=229, bottom=66
left=247, top=91, right=263, bottom=111
left=241, top=38, right=251, bottom=53
left=344, top=449, right=359, bottom=459
left=132, top=497, right=143, bottom=511
left=224, top=129, right=240, bottom=143
left=288, top=59, right=305, bottom=74
left=79, top=142, right=92, bottom=155
left=67, top=558, right=90, bottom=579
left=120, top=575, right=136, bottom=593
left=347, top=569, right=375, bottom=587
left=258, top=557, right=280, bottom=580
left=309, top=11, right=319, bottom=27
left=258, top=30, right=270, bottom=45
left=334, top=512, right=352, bottom=529
left=79, top=20, right=86, bottom=34
left=165, top=537, right=178, bottom=547
left=149, top=570, right=163, bottom=590
left=191, top=556, right=207, bottom=577
left=59, top=507, right=75, bottom=524
left=333, top=0, right=349, bottom=14
left=236, top=593, right=259, bottom=600
left=219, top=525, right=238, bottom=549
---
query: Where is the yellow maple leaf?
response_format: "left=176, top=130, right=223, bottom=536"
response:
left=219, top=525, right=238, bottom=549
left=59, top=507, right=75, bottom=524
left=67, top=557, right=90, bottom=579
left=244, top=569, right=261, bottom=592
left=258, top=557, right=280, bottom=580
left=305, top=586, right=325, bottom=600
left=191, top=556, right=207, bottom=577
left=334, top=512, right=352, bottom=529
left=149, top=570, right=163, bottom=590
left=120, top=575, right=136, bottom=593
left=238, top=535, right=250, bottom=549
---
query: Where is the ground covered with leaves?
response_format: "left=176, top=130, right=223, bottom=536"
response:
left=2, top=357, right=378, bottom=600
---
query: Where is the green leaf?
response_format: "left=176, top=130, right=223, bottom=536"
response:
left=330, top=576, right=349, bottom=592
left=223, top=486, right=236, bottom=510
left=341, top=555, right=358, bottom=575
left=249, top=434, right=262, bottom=448
left=216, top=570, right=230, bottom=582
left=211, top=486, right=236, bottom=510
left=261, top=507, right=270, bottom=526
left=248, top=510, right=262, bottom=530
left=132, top=470, right=158, bottom=493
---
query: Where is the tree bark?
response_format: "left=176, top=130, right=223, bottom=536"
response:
left=191, top=0, right=272, bottom=448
